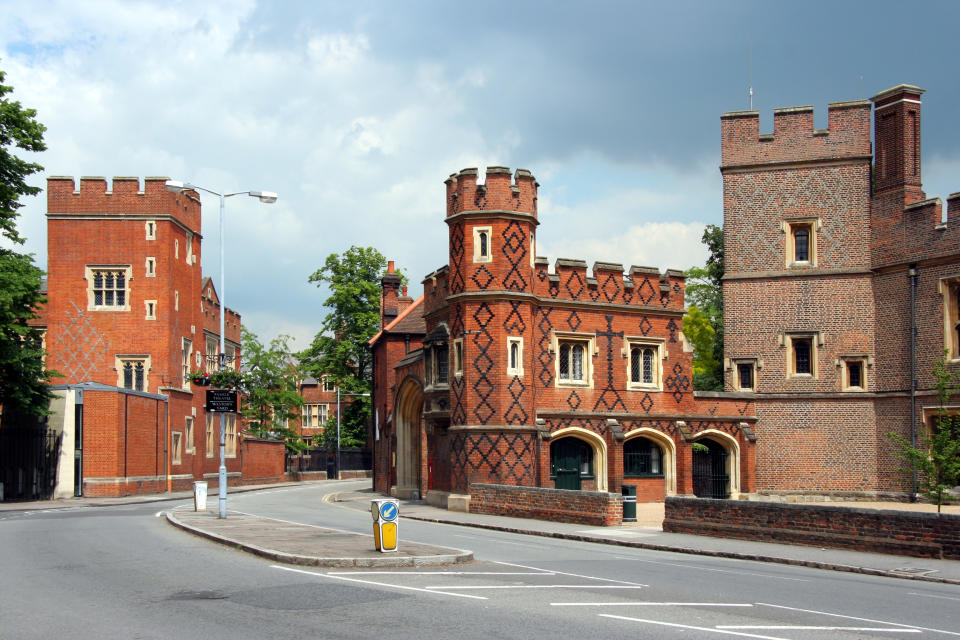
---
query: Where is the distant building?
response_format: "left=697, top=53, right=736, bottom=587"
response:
left=37, top=176, right=253, bottom=497
left=370, top=167, right=758, bottom=512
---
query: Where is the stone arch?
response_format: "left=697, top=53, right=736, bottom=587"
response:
left=549, top=427, right=608, bottom=491
left=623, top=428, right=677, bottom=496
left=691, top=428, right=741, bottom=499
left=393, top=375, right=424, bottom=499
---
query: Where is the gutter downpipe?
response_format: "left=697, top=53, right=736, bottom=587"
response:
left=909, top=265, right=918, bottom=501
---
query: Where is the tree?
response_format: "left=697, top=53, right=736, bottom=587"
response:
left=684, top=224, right=724, bottom=391
left=0, top=67, right=52, bottom=419
left=300, top=246, right=388, bottom=448
left=209, top=328, right=306, bottom=454
left=888, top=353, right=960, bottom=512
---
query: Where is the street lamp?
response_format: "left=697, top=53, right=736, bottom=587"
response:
left=335, top=388, right=370, bottom=479
left=165, top=179, right=278, bottom=518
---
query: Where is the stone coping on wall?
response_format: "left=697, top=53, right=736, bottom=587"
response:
left=664, top=496, right=960, bottom=560
left=469, top=483, right=622, bottom=527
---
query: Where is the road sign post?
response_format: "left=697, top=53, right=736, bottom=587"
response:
left=370, top=499, right=399, bottom=552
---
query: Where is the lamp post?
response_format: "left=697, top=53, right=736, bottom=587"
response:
left=165, top=180, right=277, bottom=518
left=335, top=388, right=370, bottom=479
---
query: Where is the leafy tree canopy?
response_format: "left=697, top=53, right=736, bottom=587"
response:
left=684, top=224, right=724, bottom=391
left=0, top=67, right=52, bottom=419
left=888, top=353, right=960, bottom=511
left=300, top=246, right=389, bottom=448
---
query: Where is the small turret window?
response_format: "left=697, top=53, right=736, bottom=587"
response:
left=473, top=226, right=493, bottom=263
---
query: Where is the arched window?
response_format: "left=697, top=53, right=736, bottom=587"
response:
left=510, top=342, right=518, bottom=370
left=479, top=231, right=488, bottom=257
left=624, top=437, right=663, bottom=477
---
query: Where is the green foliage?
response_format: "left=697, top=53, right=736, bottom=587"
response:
left=888, top=353, right=960, bottom=512
left=230, top=328, right=307, bottom=454
left=685, top=224, right=724, bottom=391
left=300, top=246, right=386, bottom=448
left=0, top=68, right=53, bottom=418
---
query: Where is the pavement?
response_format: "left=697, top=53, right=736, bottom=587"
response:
left=5, top=481, right=960, bottom=584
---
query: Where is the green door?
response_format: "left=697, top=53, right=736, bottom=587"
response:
left=551, top=437, right=589, bottom=490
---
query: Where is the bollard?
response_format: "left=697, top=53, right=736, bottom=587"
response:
left=622, top=484, right=637, bottom=522
left=370, top=499, right=399, bottom=552
left=193, top=481, right=208, bottom=512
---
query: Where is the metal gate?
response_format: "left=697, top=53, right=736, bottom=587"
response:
left=0, top=428, right=62, bottom=501
left=692, top=441, right=729, bottom=499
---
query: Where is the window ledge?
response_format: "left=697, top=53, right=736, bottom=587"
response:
left=628, top=384, right=661, bottom=392
left=557, top=381, right=590, bottom=388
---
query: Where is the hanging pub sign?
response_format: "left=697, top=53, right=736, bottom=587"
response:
left=205, top=389, right=238, bottom=413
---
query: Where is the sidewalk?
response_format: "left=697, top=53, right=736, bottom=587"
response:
left=331, top=488, right=960, bottom=586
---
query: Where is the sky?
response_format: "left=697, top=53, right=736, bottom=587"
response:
left=3, top=0, right=958, bottom=349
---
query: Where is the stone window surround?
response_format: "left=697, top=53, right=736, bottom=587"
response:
left=551, top=331, right=596, bottom=388
left=781, top=216, right=821, bottom=268
left=836, top=354, right=871, bottom=391
left=115, top=354, right=151, bottom=391
left=507, top=336, right=524, bottom=377
left=937, top=275, right=960, bottom=361
left=623, top=336, right=665, bottom=390
left=472, top=225, right=493, bottom=263
left=184, top=416, right=195, bottom=454
left=171, top=431, right=182, bottom=465
left=453, top=338, right=464, bottom=377
left=86, top=265, right=132, bottom=312
left=780, top=331, right=822, bottom=378
left=728, top=357, right=760, bottom=391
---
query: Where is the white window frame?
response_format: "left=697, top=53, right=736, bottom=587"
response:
left=225, top=414, right=237, bottom=458
left=145, top=257, right=156, bottom=277
left=507, top=337, right=524, bottom=377
left=115, top=355, right=150, bottom=392
left=185, top=232, right=193, bottom=265
left=205, top=414, right=215, bottom=457
left=206, top=335, right=220, bottom=372
left=839, top=355, right=868, bottom=391
left=625, top=338, right=665, bottom=390
left=732, top=358, right=758, bottom=392
left=322, top=376, right=336, bottom=393
left=453, top=338, right=464, bottom=377
left=303, top=403, right=329, bottom=429
left=786, top=333, right=819, bottom=378
left=938, top=276, right=960, bottom=361
left=473, top=226, right=493, bottom=263
left=553, top=332, right=594, bottom=388
left=184, top=417, right=195, bottom=453
left=145, top=220, right=156, bottom=240
left=86, top=265, right=132, bottom=311
left=171, top=431, right=182, bottom=465
left=182, top=338, right=192, bottom=389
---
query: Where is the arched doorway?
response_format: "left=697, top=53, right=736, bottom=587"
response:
left=623, top=428, right=677, bottom=497
left=692, top=438, right=730, bottom=499
left=550, top=436, right=594, bottom=490
left=394, top=377, right=424, bottom=499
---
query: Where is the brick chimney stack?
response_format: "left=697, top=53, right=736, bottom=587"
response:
left=381, top=260, right=402, bottom=321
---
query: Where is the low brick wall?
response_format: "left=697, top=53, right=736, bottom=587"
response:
left=664, top=496, right=960, bottom=559
left=470, top=483, right=623, bottom=526
left=238, top=438, right=286, bottom=485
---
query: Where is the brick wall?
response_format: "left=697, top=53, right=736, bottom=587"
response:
left=238, top=438, right=285, bottom=484
left=470, top=482, right=623, bottom=526
left=664, top=496, right=960, bottom=559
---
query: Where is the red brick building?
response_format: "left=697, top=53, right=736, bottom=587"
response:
left=371, top=167, right=757, bottom=511
left=722, top=84, right=960, bottom=498
left=41, top=176, right=247, bottom=496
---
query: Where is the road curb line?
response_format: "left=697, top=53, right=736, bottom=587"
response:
left=400, top=514, right=960, bottom=586
left=165, top=511, right=472, bottom=568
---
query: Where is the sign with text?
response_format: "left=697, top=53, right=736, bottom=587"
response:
left=205, top=389, right=238, bottom=413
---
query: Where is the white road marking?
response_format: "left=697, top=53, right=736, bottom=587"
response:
left=154, top=511, right=164, bottom=517
left=757, top=603, right=960, bottom=637
left=271, top=565, right=487, bottom=600
left=552, top=602, right=753, bottom=607
left=718, top=626, right=919, bottom=633
left=426, top=585, right=646, bottom=590
left=599, top=614, right=789, bottom=640
left=908, top=592, right=960, bottom=602
left=328, top=571, right=553, bottom=576
left=493, top=560, right=647, bottom=587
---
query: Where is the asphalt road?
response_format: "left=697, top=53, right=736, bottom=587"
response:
left=2, top=480, right=958, bottom=639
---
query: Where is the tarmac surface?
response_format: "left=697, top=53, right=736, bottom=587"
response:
left=4, top=480, right=960, bottom=584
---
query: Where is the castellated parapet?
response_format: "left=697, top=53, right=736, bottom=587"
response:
left=445, top=166, right=538, bottom=217
left=720, top=101, right=872, bottom=169
left=47, top=176, right=201, bottom=235
left=533, top=258, right=685, bottom=311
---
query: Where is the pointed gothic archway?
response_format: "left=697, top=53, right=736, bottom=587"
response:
left=394, top=376, right=424, bottom=499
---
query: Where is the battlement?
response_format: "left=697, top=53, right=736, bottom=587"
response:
left=535, top=257, right=685, bottom=309
left=47, top=176, right=201, bottom=232
left=445, top=166, right=538, bottom=217
left=721, top=100, right=872, bottom=169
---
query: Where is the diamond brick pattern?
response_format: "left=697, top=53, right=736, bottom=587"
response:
left=565, top=271, right=584, bottom=299
left=637, top=278, right=657, bottom=305
left=52, top=299, right=111, bottom=382
left=471, top=264, right=494, bottom=290
left=566, top=390, right=582, bottom=410
left=505, top=377, right=528, bottom=425
left=601, top=273, right=620, bottom=302
left=449, top=223, right=465, bottom=294
left=538, top=308, right=554, bottom=388
left=664, top=362, right=691, bottom=403
left=471, top=303, right=496, bottom=424
left=450, top=432, right=534, bottom=492
left=501, top=221, right=528, bottom=292
left=566, top=310, right=581, bottom=331
left=638, top=316, right=652, bottom=336
left=666, top=318, right=679, bottom=343
left=503, top=301, right=526, bottom=335
left=593, top=315, right=626, bottom=412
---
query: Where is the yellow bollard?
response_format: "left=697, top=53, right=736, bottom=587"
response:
left=371, top=499, right=399, bottom=552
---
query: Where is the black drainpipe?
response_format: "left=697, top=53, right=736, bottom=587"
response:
left=908, top=264, right=918, bottom=501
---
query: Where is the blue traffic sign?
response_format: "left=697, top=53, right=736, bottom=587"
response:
left=379, top=501, right=398, bottom=521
